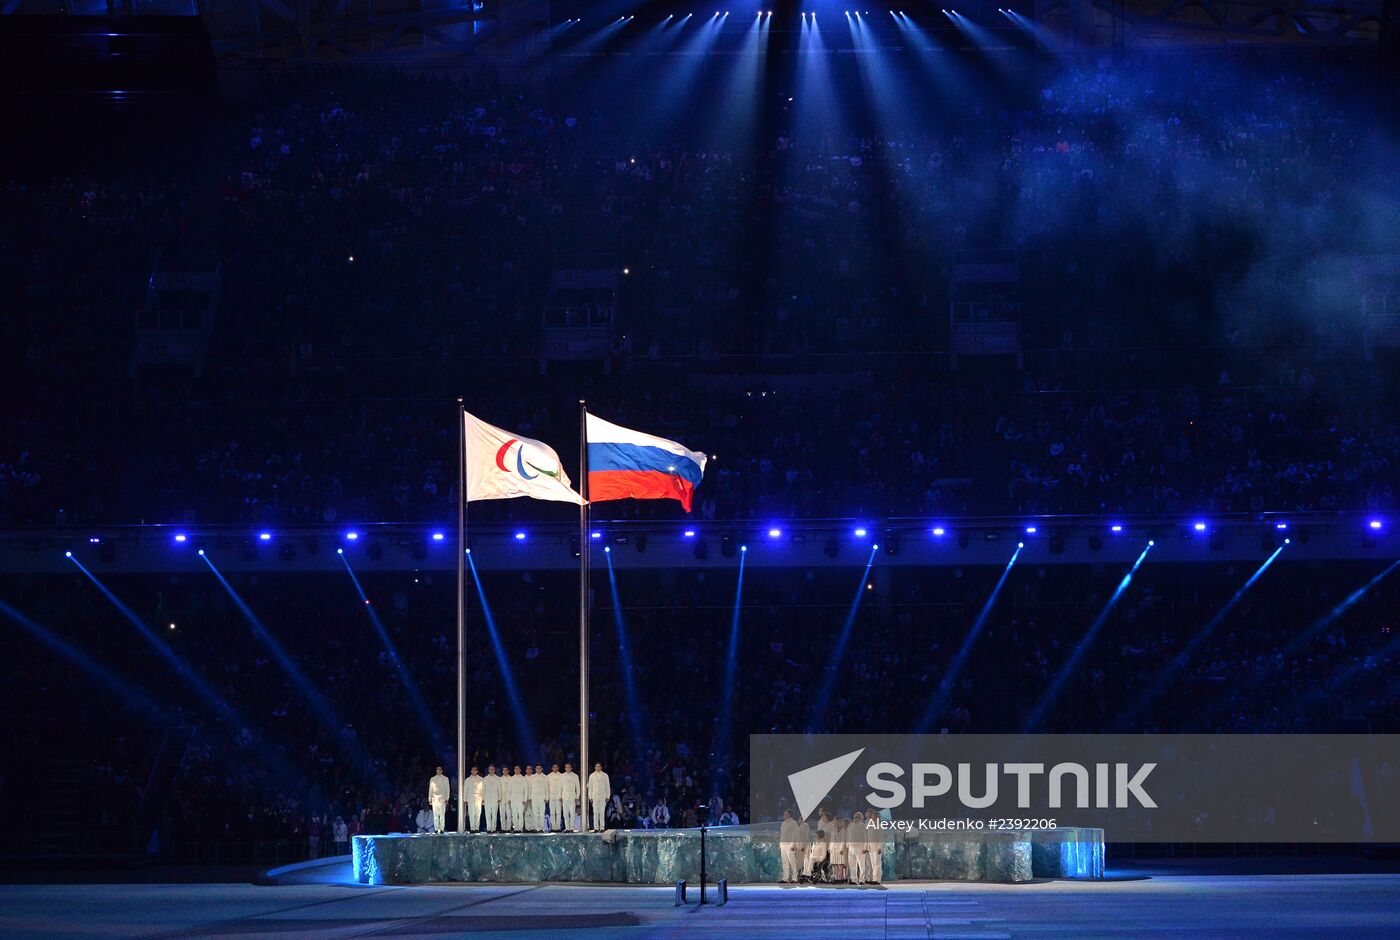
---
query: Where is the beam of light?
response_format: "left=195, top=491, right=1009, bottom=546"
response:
left=707, top=1, right=768, bottom=148
left=891, top=12, right=972, bottom=107
left=1278, top=557, right=1400, bottom=662
left=603, top=547, right=647, bottom=776
left=1116, top=543, right=1285, bottom=730
left=1298, top=628, right=1400, bottom=719
left=0, top=597, right=169, bottom=721
left=563, top=13, right=633, bottom=57
left=1203, top=557, right=1400, bottom=727
left=1003, top=8, right=1063, bottom=58
left=200, top=552, right=381, bottom=784
left=917, top=542, right=1021, bottom=731
left=1024, top=541, right=1155, bottom=732
left=792, top=4, right=852, bottom=145
left=846, top=0, right=904, bottom=122
left=68, top=554, right=244, bottom=729
left=340, top=553, right=444, bottom=755
left=467, top=551, right=538, bottom=758
left=712, top=544, right=748, bottom=795
left=643, top=9, right=727, bottom=134
left=66, top=556, right=316, bottom=795
left=807, top=545, right=879, bottom=730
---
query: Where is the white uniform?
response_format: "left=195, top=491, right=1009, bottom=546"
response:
left=587, top=770, right=611, bottom=832
left=428, top=773, right=450, bottom=834
left=529, top=771, right=549, bottom=831
left=851, top=816, right=868, bottom=883
left=482, top=771, right=502, bottom=832
left=546, top=771, right=564, bottom=831
left=779, top=817, right=800, bottom=882
left=868, top=817, right=884, bottom=884
left=559, top=770, right=581, bottom=831
left=466, top=772, right=485, bottom=832
left=506, top=772, right=528, bottom=832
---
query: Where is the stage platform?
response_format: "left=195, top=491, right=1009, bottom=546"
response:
left=352, top=825, right=1103, bottom=885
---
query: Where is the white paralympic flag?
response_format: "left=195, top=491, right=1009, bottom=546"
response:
left=464, top=411, right=584, bottom=504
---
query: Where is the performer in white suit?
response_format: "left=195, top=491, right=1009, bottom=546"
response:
left=507, top=765, right=528, bottom=832
left=427, top=766, right=451, bottom=834
left=521, top=766, right=535, bottom=831
left=529, top=764, right=549, bottom=832
left=586, top=762, right=611, bottom=832
left=778, top=810, right=800, bottom=883
left=546, top=763, right=564, bottom=831
left=465, top=766, right=485, bottom=833
left=850, top=811, right=868, bottom=884
left=559, top=762, right=581, bottom=832
left=482, top=765, right=502, bottom=833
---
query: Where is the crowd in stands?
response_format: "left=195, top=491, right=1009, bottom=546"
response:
left=2, top=42, right=1399, bottom=860
left=3, top=558, right=1396, bottom=857
left=3, top=54, right=1397, bottom=527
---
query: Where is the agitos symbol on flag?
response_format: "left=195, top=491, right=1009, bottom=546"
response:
left=464, top=411, right=583, bottom=504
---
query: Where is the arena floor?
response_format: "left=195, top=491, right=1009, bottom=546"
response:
left=4, top=870, right=1400, bottom=938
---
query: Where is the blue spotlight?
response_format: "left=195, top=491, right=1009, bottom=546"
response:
left=466, top=552, right=537, bottom=755
left=337, top=548, right=344, bottom=555
left=919, top=542, right=1022, bottom=730
left=808, top=545, right=879, bottom=729
left=713, top=541, right=747, bottom=793
left=1026, top=541, right=1155, bottom=731
left=200, top=551, right=379, bottom=785
left=932, top=526, right=946, bottom=537
left=0, top=598, right=169, bottom=721
left=1111, top=524, right=1123, bottom=533
left=345, top=531, right=359, bottom=541
left=854, top=527, right=868, bottom=538
left=1025, top=526, right=1037, bottom=535
left=259, top=532, right=272, bottom=541
left=1194, top=522, right=1207, bottom=532
left=174, top=533, right=187, bottom=543
left=768, top=528, right=782, bottom=539
left=1370, top=519, right=1384, bottom=530
left=340, top=551, right=443, bottom=752
left=514, top=531, right=527, bottom=541
left=1275, top=522, right=1288, bottom=530
left=1019, top=541, right=1025, bottom=548
left=604, top=546, right=611, bottom=554
left=197, top=549, right=205, bottom=556
left=740, top=545, right=748, bottom=553
left=603, top=548, right=648, bottom=779
left=684, top=529, right=697, bottom=538
left=591, top=531, right=602, bottom=540
left=431, top=532, right=445, bottom=541
left=88, top=537, right=100, bottom=544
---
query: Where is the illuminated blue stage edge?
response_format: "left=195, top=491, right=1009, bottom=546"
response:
left=351, top=826, right=1103, bottom=885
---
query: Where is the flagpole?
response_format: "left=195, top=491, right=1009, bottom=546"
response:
left=456, top=399, right=467, bottom=832
left=578, top=400, right=590, bottom=832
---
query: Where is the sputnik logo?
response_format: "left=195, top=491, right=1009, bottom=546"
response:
left=787, top=748, right=865, bottom=821
left=494, top=438, right=561, bottom=481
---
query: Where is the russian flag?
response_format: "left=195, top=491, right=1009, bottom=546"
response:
left=586, top=413, right=707, bottom=512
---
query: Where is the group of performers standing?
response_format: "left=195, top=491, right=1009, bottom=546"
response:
left=778, top=809, right=886, bottom=885
left=427, top=762, right=613, bottom=834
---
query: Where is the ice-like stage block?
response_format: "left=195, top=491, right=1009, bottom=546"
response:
left=352, top=826, right=1103, bottom=885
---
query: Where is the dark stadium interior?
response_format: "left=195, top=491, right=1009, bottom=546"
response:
left=2, top=0, right=1400, bottom=934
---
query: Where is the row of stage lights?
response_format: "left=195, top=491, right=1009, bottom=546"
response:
left=70, top=517, right=1388, bottom=550
left=578, top=9, right=1006, bottom=22
left=58, top=518, right=1385, bottom=565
